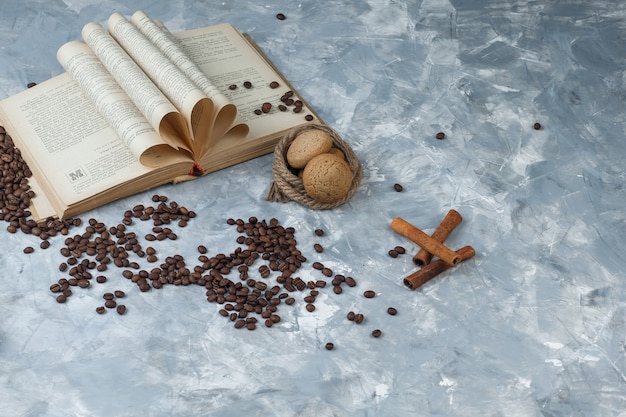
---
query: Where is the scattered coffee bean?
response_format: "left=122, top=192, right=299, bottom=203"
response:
left=313, top=243, right=323, bottom=253
left=56, top=294, right=67, bottom=303
left=388, top=249, right=398, bottom=258
left=228, top=84, right=237, bottom=90
left=114, top=290, right=125, bottom=298
left=347, top=311, right=356, bottom=321
left=345, top=276, right=357, bottom=287
left=314, top=229, right=325, bottom=236
left=436, top=132, right=446, bottom=140
left=305, top=114, right=314, bottom=121
left=49, top=283, right=61, bottom=293
left=254, top=109, right=262, bottom=115
left=96, top=306, right=106, bottom=314
left=276, top=13, right=286, bottom=20
left=105, top=299, right=117, bottom=309
left=533, top=122, right=542, bottom=130
left=23, top=246, right=34, bottom=254
left=261, top=102, right=272, bottom=113
left=325, top=342, right=334, bottom=350
left=243, top=81, right=252, bottom=89
left=116, top=305, right=127, bottom=315
left=387, top=307, right=398, bottom=316
left=269, top=81, right=280, bottom=88
left=372, top=329, right=382, bottom=338
left=103, top=293, right=114, bottom=300
left=393, top=183, right=403, bottom=192
left=394, top=246, right=406, bottom=254
left=27, top=82, right=37, bottom=88
left=363, top=290, right=376, bottom=298
left=354, top=313, right=364, bottom=324
left=306, top=303, right=315, bottom=312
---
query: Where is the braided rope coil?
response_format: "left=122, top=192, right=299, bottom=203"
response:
left=266, top=124, right=362, bottom=209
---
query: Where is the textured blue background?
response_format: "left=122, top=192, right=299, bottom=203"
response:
left=1, top=1, right=625, bottom=416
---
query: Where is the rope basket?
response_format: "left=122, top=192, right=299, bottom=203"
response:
left=266, top=124, right=363, bottom=209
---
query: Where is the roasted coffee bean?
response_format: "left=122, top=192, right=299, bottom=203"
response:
left=116, top=305, right=127, bottom=315
left=394, top=246, right=406, bottom=254
left=23, top=246, right=34, bottom=254
left=393, top=183, right=403, bottom=192
left=114, top=290, right=125, bottom=298
left=305, top=114, right=314, bottom=121
left=56, top=294, right=67, bottom=303
left=228, top=84, right=237, bottom=90
left=313, top=243, right=323, bottom=253
left=312, top=262, right=324, bottom=270
left=261, top=102, right=271, bottom=113
left=388, top=249, right=398, bottom=258
left=354, top=313, right=364, bottom=324
left=278, top=104, right=287, bottom=111
left=243, top=81, right=252, bottom=89
left=27, top=82, right=37, bottom=88
left=387, top=307, right=398, bottom=316
left=322, top=268, right=333, bottom=277
left=103, top=292, right=115, bottom=300
left=276, top=13, right=286, bottom=20
left=269, top=81, right=280, bottom=88
left=325, top=342, right=334, bottom=351
left=363, top=290, right=376, bottom=298
left=105, top=300, right=117, bottom=309
left=305, top=303, right=315, bottom=312
left=96, top=306, right=106, bottom=314
left=234, top=319, right=246, bottom=329
left=533, top=122, right=542, bottom=130
left=345, top=276, right=357, bottom=287
left=333, top=286, right=342, bottom=294
left=347, top=311, right=355, bottom=321
left=372, top=329, right=382, bottom=338
left=96, top=275, right=107, bottom=283
left=314, top=228, right=325, bottom=236
left=49, top=283, right=61, bottom=293
left=197, top=245, right=207, bottom=254
left=436, top=131, right=446, bottom=140
left=40, top=240, right=50, bottom=250
left=254, top=109, right=262, bottom=115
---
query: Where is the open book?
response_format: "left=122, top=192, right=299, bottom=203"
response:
left=0, top=11, right=321, bottom=220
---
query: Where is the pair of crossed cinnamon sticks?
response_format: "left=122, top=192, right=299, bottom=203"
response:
left=390, top=209, right=475, bottom=290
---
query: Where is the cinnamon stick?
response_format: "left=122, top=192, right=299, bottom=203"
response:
left=404, top=245, right=475, bottom=290
left=390, top=217, right=461, bottom=265
left=413, top=209, right=463, bottom=266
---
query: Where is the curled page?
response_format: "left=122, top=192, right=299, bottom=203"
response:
left=130, top=10, right=247, bottom=156
left=81, top=22, right=192, bottom=154
left=57, top=41, right=185, bottom=167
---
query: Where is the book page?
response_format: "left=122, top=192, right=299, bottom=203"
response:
left=107, top=12, right=213, bottom=156
left=81, top=22, right=193, bottom=154
left=130, top=11, right=248, bottom=157
left=173, top=23, right=321, bottom=144
left=57, top=40, right=177, bottom=166
left=0, top=74, right=187, bottom=218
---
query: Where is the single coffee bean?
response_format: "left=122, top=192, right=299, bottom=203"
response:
left=387, top=307, right=398, bottom=316
left=56, top=294, right=67, bottom=303
left=313, top=243, right=323, bottom=253
left=436, top=131, right=446, bottom=140
left=333, top=286, right=342, bottom=294
left=363, top=290, right=376, bottom=298
left=197, top=245, right=207, bottom=254
left=116, top=305, right=127, bottom=315
left=533, top=122, right=542, bottom=130
left=314, top=229, right=325, bottom=236
left=306, top=303, right=315, bottom=312
left=27, top=82, right=37, bottom=88
left=23, top=246, right=34, bottom=254
left=393, top=183, right=403, bottom=192
left=103, top=292, right=115, bottom=300
left=312, top=262, right=324, bottom=270
left=261, top=102, right=272, bottom=113
left=269, top=81, right=280, bottom=88
left=354, top=313, right=364, bottom=324
left=394, top=246, right=406, bottom=254
left=345, top=277, right=357, bottom=287
left=96, top=306, right=106, bottom=314
left=49, top=283, right=61, bottom=293
left=243, top=81, right=252, bottom=89
left=388, top=249, right=398, bottom=258
left=105, top=299, right=117, bottom=309
left=325, top=342, right=334, bottom=351
left=372, top=329, right=382, bottom=338
left=347, top=311, right=355, bottom=321
left=234, top=319, right=246, bottom=329
left=322, top=268, right=333, bottom=277
left=114, top=290, right=125, bottom=298
left=305, top=114, right=314, bottom=121
left=228, top=84, right=237, bottom=90
left=96, top=275, right=107, bottom=283
left=276, top=13, right=286, bottom=20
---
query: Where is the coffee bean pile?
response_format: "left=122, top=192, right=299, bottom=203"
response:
left=0, top=125, right=81, bottom=248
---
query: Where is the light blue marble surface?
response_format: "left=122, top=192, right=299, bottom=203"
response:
left=1, top=1, right=625, bottom=416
